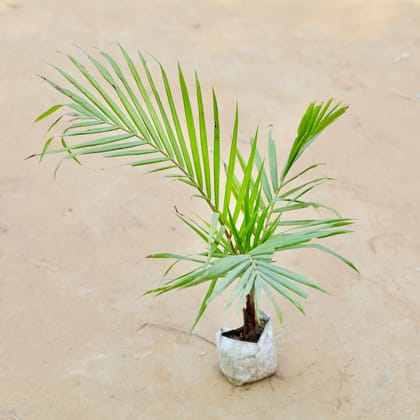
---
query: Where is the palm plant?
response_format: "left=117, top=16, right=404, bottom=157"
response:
left=31, top=46, right=357, bottom=343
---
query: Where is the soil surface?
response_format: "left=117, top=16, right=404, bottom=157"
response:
left=1, top=0, right=419, bottom=419
left=222, top=325, right=264, bottom=343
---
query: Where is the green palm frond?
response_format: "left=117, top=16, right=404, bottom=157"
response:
left=33, top=46, right=357, bottom=329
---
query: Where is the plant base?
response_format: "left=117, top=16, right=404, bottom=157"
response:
left=215, top=311, right=277, bottom=386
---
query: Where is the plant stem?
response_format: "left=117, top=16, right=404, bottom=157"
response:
left=242, top=286, right=261, bottom=342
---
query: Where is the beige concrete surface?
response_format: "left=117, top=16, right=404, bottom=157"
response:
left=1, top=0, right=419, bottom=419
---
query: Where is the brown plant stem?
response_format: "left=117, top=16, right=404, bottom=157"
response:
left=242, top=288, right=261, bottom=342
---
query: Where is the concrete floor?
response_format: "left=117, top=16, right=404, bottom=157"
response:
left=0, top=0, right=419, bottom=418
